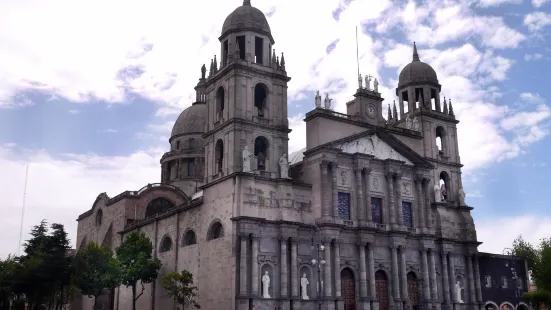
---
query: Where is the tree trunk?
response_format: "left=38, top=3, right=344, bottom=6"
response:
left=132, top=285, right=136, bottom=310
left=93, top=295, right=98, bottom=310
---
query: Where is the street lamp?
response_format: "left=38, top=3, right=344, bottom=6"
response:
left=310, top=226, right=326, bottom=310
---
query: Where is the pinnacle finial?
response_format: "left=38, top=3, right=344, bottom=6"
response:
left=413, top=41, right=420, bottom=62
left=243, top=0, right=251, bottom=5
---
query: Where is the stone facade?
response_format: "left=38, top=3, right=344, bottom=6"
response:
left=71, top=1, right=528, bottom=310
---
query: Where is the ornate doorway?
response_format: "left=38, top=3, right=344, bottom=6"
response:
left=407, top=272, right=420, bottom=310
left=375, top=271, right=389, bottom=310
left=341, top=268, right=356, bottom=310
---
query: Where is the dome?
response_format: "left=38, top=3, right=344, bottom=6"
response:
left=171, top=103, right=206, bottom=138
left=398, top=42, right=438, bottom=87
left=221, top=0, right=273, bottom=42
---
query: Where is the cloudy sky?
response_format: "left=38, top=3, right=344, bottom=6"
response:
left=1, top=0, right=551, bottom=258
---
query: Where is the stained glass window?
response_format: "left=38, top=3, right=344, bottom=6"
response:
left=371, top=197, right=382, bottom=224
left=338, top=192, right=351, bottom=220
left=402, top=201, right=413, bottom=228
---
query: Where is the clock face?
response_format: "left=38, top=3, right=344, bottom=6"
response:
left=367, top=105, right=376, bottom=118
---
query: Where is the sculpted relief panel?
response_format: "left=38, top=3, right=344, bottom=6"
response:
left=370, top=174, right=383, bottom=193
left=337, top=135, right=413, bottom=165
left=401, top=180, right=413, bottom=197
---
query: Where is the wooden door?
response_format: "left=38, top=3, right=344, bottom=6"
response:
left=375, top=271, right=389, bottom=310
left=341, top=268, right=356, bottom=310
left=407, top=273, right=420, bottom=309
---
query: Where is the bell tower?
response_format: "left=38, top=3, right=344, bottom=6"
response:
left=202, top=0, right=291, bottom=183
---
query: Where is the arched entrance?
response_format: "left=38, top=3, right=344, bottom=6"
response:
left=407, top=272, right=420, bottom=310
left=375, top=270, right=389, bottom=310
left=517, top=303, right=530, bottom=310
left=341, top=268, right=356, bottom=310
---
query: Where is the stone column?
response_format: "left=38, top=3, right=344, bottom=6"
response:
left=332, top=163, right=339, bottom=217
left=466, top=255, right=475, bottom=303
left=334, top=242, right=342, bottom=298
left=321, top=163, right=331, bottom=217
left=355, top=168, right=365, bottom=224
left=448, top=254, right=456, bottom=302
left=368, top=243, right=376, bottom=298
left=280, top=238, right=289, bottom=297
left=395, top=174, right=404, bottom=227
left=473, top=255, right=482, bottom=303
left=400, top=247, right=408, bottom=301
left=359, top=243, right=368, bottom=298
left=429, top=250, right=438, bottom=300
left=365, top=168, right=373, bottom=222
left=239, top=235, right=249, bottom=296
left=252, top=236, right=260, bottom=296
left=423, top=181, right=432, bottom=229
left=291, top=239, right=299, bottom=297
left=421, top=249, right=430, bottom=302
left=415, top=177, right=426, bottom=230
left=324, top=241, right=332, bottom=297
left=386, top=173, right=396, bottom=225
left=441, top=253, right=450, bottom=304
left=391, top=246, right=401, bottom=299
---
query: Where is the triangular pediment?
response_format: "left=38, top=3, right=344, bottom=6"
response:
left=336, top=134, right=413, bottom=165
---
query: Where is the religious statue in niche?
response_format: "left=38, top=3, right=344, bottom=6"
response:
left=324, top=93, right=333, bottom=110
left=340, top=170, right=347, bottom=186
left=434, top=184, right=443, bottom=202
left=402, top=181, right=411, bottom=196
left=405, top=114, right=412, bottom=129
left=262, top=271, right=271, bottom=298
left=300, top=274, right=310, bottom=300
left=315, top=90, right=322, bottom=108
left=455, top=280, right=464, bottom=303
left=441, top=182, right=447, bottom=200
left=242, top=146, right=252, bottom=172
left=257, top=152, right=266, bottom=171
left=279, top=154, right=290, bottom=179
left=412, top=117, right=420, bottom=131
left=458, top=187, right=466, bottom=206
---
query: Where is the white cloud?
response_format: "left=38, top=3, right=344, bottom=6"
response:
left=0, top=144, right=163, bottom=258
left=476, top=214, right=551, bottom=254
left=68, top=109, right=81, bottom=114
left=477, top=0, right=522, bottom=7
left=524, top=11, right=551, bottom=32
left=524, top=53, right=543, bottom=61
left=97, top=128, right=118, bottom=133
left=533, top=0, right=551, bottom=7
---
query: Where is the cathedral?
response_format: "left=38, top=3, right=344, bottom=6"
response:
left=72, top=1, right=530, bottom=310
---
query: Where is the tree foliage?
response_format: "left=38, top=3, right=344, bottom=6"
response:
left=162, top=270, right=200, bottom=310
left=507, top=235, right=551, bottom=308
left=116, top=232, right=162, bottom=310
left=0, top=255, right=18, bottom=310
left=74, top=242, right=120, bottom=309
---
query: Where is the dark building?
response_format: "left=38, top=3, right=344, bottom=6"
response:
left=478, top=252, right=531, bottom=310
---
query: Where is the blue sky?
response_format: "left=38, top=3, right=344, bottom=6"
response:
left=1, top=0, right=550, bottom=257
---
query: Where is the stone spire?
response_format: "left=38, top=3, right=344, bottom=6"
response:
left=443, top=97, right=448, bottom=114
left=449, top=98, right=455, bottom=116
left=243, top=0, right=251, bottom=6
left=413, top=41, right=420, bottom=62
left=272, top=49, right=277, bottom=64
left=209, top=59, right=214, bottom=77
left=388, top=104, right=393, bottom=121
left=214, top=55, right=218, bottom=72
left=280, top=52, right=286, bottom=70
left=393, top=100, right=398, bottom=121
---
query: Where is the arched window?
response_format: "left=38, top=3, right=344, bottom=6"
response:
left=207, top=221, right=224, bottom=241
left=439, top=171, right=450, bottom=201
left=216, top=87, right=225, bottom=116
left=435, top=126, right=447, bottom=155
left=254, top=136, right=269, bottom=171
left=95, top=209, right=103, bottom=227
left=182, top=230, right=197, bottom=246
left=159, top=235, right=173, bottom=253
left=215, top=139, right=224, bottom=173
left=254, top=84, right=268, bottom=117
left=145, top=198, right=175, bottom=218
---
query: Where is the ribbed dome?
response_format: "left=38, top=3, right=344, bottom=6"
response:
left=398, top=42, right=438, bottom=87
left=171, top=103, right=206, bottom=138
left=221, top=1, right=272, bottom=40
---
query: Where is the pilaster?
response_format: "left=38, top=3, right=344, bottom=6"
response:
left=252, top=236, right=260, bottom=296
left=280, top=237, right=289, bottom=297
left=441, top=253, right=450, bottom=305
left=421, top=248, right=430, bottom=302
left=291, top=239, right=299, bottom=297
left=332, top=163, right=339, bottom=218
left=395, top=174, right=404, bottom=228
left=448, top=254, right=456, bottom=302
left=429, top=250, right=438, bottom=300
left=390, top=246, right=401, bottom=301
left=466, top=255, right=475, bottom=303
left=386, top=173, right=397, bottom=225
left=368, top=243, right=376, bottom=298
left=473, top=255, right=482, bottom=303
left=359, top=243, right=368, bottom=298
left=355, top=168, right=366, bottom=224
left=321, top=162, right=331, bottom=217
left=334, top=241, right=342, bottom=298
left=324, top=240, right=332, bottom=297
left=239, top=235, right=249, bottom=296
left=365, top=168, right=373, bottom=223
left=399, top=247, right=408, bottom=303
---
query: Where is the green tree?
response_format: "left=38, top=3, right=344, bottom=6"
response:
left=0, top=255, right=18, bottom=310
left=74, top=243, right=120, bottom=310
left=162, top=270, right=200, bottom=310
left=116, top=232, right=161, bottom=310
left=506, top=235, right=551, bottom=308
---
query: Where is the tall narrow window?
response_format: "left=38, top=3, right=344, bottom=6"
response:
left=254, top=136, right=269, bottom=170
left=216, top=87, right=225, bottom=117
left=402, top=202, right=413, bottom=227
left=338, top=192, right=351, bottom=220
left=255, top=36, right=264, bottom=64
left=187, top=159, right=195, bottom=177
left=439, top=171, right=449, bottom=201
left=215, top=139, right=224, bottom=173
left=176, top=140, right=180, bottom=149
left=223, top=40, right=229, bottom=66
left=431, top=89, right=438, bottom=111
left=415, top=88, right=423, bottom=109
left=236, top=36, right=246, bottom=60
left=402, top=91, right=409, bottom=114
left=371, top=197, right=383, bottom=224
left=435, top=126, right=446, bottom=155
left=254, top=83, right=268, bottom=117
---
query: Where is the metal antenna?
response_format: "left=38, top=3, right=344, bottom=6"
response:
left=356, top=26, right=360, bottom=78
left=18, top=164, right=29, bottom=256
